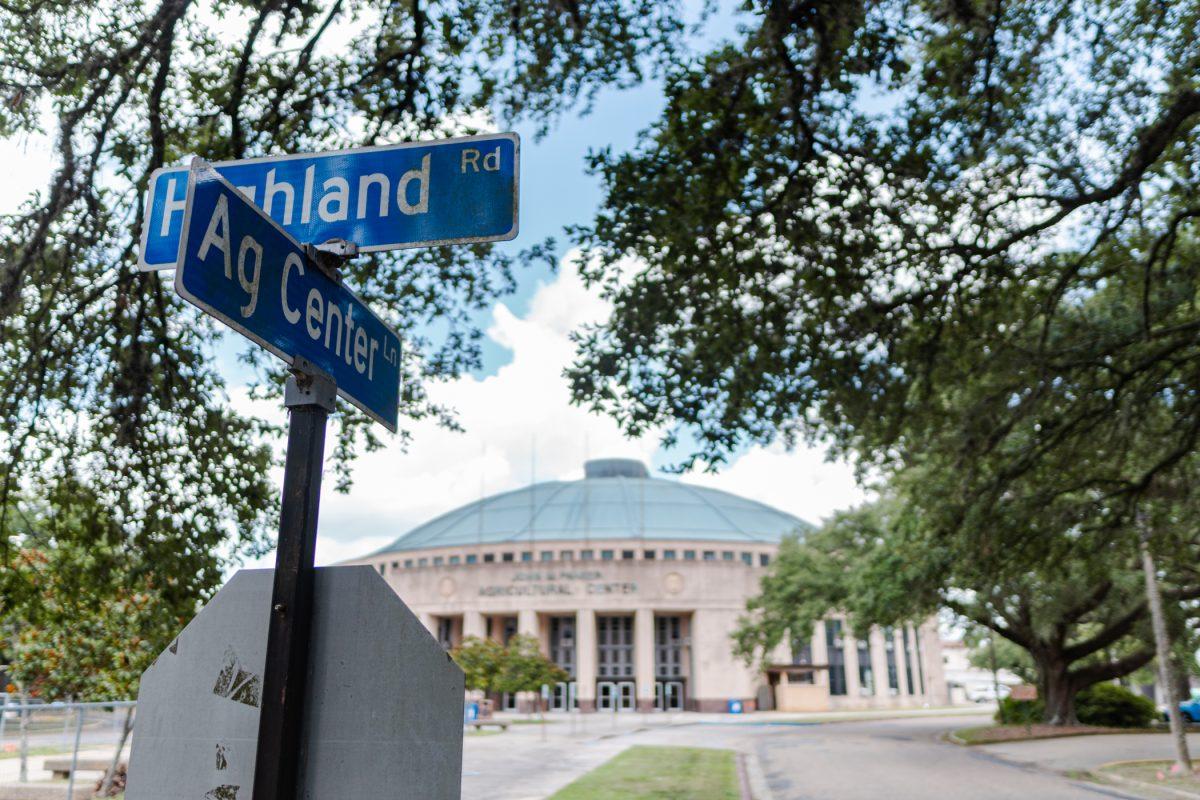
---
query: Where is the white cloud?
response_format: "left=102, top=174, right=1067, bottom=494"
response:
left=686, top=444, right=870, bottom=529
left=0, top=106, right=57, bottom=216
left=237, top=250, right=867, bottom=567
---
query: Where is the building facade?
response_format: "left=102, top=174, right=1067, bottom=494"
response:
left=346, top=459, right=946, bottom=713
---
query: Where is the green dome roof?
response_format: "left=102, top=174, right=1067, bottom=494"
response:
left=374, top=459, right=812, bottom=554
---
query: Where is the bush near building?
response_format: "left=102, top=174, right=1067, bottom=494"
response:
left=1075, top=684, right=1157, bottom=729
left=995, top=697, right=1045, bottom=726
left=995, top=685, right=1155, bottom=729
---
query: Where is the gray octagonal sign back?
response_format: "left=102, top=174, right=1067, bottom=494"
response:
left=126, top=566, right=464, bottom=800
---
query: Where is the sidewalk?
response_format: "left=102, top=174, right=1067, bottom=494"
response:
left=976, top=732, right=1200, bottom=775
left=0, top=748, right=126, bottom=785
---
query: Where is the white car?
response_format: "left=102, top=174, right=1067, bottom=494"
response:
left=964, top=684, right=1012, bottom=703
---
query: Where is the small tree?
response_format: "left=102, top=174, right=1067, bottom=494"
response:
left=451, top=636, right=508, bottom=697
left=496, top=635, right=569, bottom=708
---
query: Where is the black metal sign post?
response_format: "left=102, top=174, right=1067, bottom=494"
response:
left=252, top=356, right=335, bottom=800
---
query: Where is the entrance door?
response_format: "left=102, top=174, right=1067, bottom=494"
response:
left=655, top=680, right=684, bottom=711
left=550, top=681, right=576, bottom=711
left=616, top=681, right=635, bottom=711
left=597, top=681, right=617, bottom=711
left=597, top=681, right=635, bottom=711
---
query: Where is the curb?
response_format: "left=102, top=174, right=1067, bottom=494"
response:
left=1087, top=760, right=1200, bottom=800
left=741, top=749, right=775, bottom=800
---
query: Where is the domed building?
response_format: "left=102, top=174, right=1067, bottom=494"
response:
left=346, top=459, right=946, bottom=713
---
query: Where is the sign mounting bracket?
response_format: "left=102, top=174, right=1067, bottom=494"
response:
left=302, top=238, right=357, bottom=283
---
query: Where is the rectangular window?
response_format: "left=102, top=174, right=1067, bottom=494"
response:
left=654, top=615, right=684, bottom=678
left=722, top=551, right=734, bottom=561
left=791, top=637, right=812, bottom=665
left=643, top=549, right=656, bottom=559
left=581, top=549, right=594, bottom=561
left=436, top=618, right=455, bottom=650
left=663, top=549, right=677, bottom=560
left=549, top=616, right=576, bottom=676
left=449, top=555, right=460, bottom=565
left=740, top=552, right=753, bottom=565
left=703, top=551, right=716, bottom=561
left=683, top=550, right=696, bottom=560
left=597, top=616, right=635, bottom=678
left=391, top=561, right=400, bottom=570
left=884, top=626, right=899, bottom=693
left=484, top=553, right=495, bottom=563
left=857, top=637, right=874, bottom=695
left=621, top=550, right=635, bottom=560
left=404, top=559, right=414, bottom=568
left=502, top=552, right=514, bottom=562
left=826, top=620, right=847, bottom=696
left=466, top=554, right=477, bottom=564
left=759, top=554, right=770, bottom=567
left=560, top=550, right=574, bottom=561
left=521, top=551, right=533, bottom=562
left=914, top=628, right=927, bottom=695
left=902, top=627, right=916, bottom=695
left=418, top=558, right=428, bottom=567
left=432, top=556, right=444, bottom=566
left=540, top=551, right=553, bottom=561
left=378, top=563, right=386, bottom=575
left=601, top=549, right=615, bottom=561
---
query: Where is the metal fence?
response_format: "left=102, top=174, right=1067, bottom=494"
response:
left=0, top=695, right=135, bottom=799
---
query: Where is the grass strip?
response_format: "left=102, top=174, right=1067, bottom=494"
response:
left=549, top=745, right=739, bottom=800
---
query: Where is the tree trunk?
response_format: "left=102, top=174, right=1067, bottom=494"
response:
left=1040, top=658, right=1077, bottom=726
left=1139, top=515, right=1192, bottom=773
left=17, top=693, right=28, bottom=783
left=98, top=707, right=134, bottom=796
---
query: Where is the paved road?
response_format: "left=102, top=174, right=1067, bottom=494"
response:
left=4, top=709, right=1178, bottom=798
left=746, top=715, right=1147, bottom=799
left=982, top=730, right=1200, bottom=773
left=463, top=712, right=1165, bottom=799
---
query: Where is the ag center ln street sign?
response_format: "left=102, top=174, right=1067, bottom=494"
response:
left=141, top=132, right=519, bottom=270
left=175, top=159, right=402, bottom=430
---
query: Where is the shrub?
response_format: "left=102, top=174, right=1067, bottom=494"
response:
left=1075, top=683, right=1156, bottom=728
left=996, top=697, right=1044, bottom=725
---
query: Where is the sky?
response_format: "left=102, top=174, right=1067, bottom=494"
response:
left=0, top=7, right=871, bottom=569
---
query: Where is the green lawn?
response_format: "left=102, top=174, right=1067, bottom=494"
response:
left=549, top=746, right=739, bottom=800
left=0, top=745, right=71, bottom=760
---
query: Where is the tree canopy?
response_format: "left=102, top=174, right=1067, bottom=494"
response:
left=0, top=0, right=688, bottom=604
left=733, top=493, right=1200, bottom=723
left=570, top=1, right=1200, bottom=513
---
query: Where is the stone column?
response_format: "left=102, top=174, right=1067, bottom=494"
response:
left=463, top=610, right=485, bottom=640
left=419, top=613, right=436, bottom=637
left=515, top=609, right=541, bottom=711
left=635, top=608, right=656, bottom=712
left=894, top=627, right=912, bottom=698
left=908, top=623, right=925, bottom=698
left=518, top=609, right=539, bottom=641
left=811, top=621, right=829, bottom=689
left=576, top=609, right=597, bottom=712
left=870, top=627, right=890, bottom=702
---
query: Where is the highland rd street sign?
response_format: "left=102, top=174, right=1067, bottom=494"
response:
left=140, top=132, right=519, bottom=270
left=174, top=159, right=402, bottom=430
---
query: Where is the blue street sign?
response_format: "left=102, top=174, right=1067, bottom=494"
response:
left=142, top=133, right=519, bottom=270
left=175, top=159, right=402, bottom=431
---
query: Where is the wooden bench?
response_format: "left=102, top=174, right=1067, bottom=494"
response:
left=42, top=759, right=111, bottom=780
left=468, top=720, right=509, bottom=731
